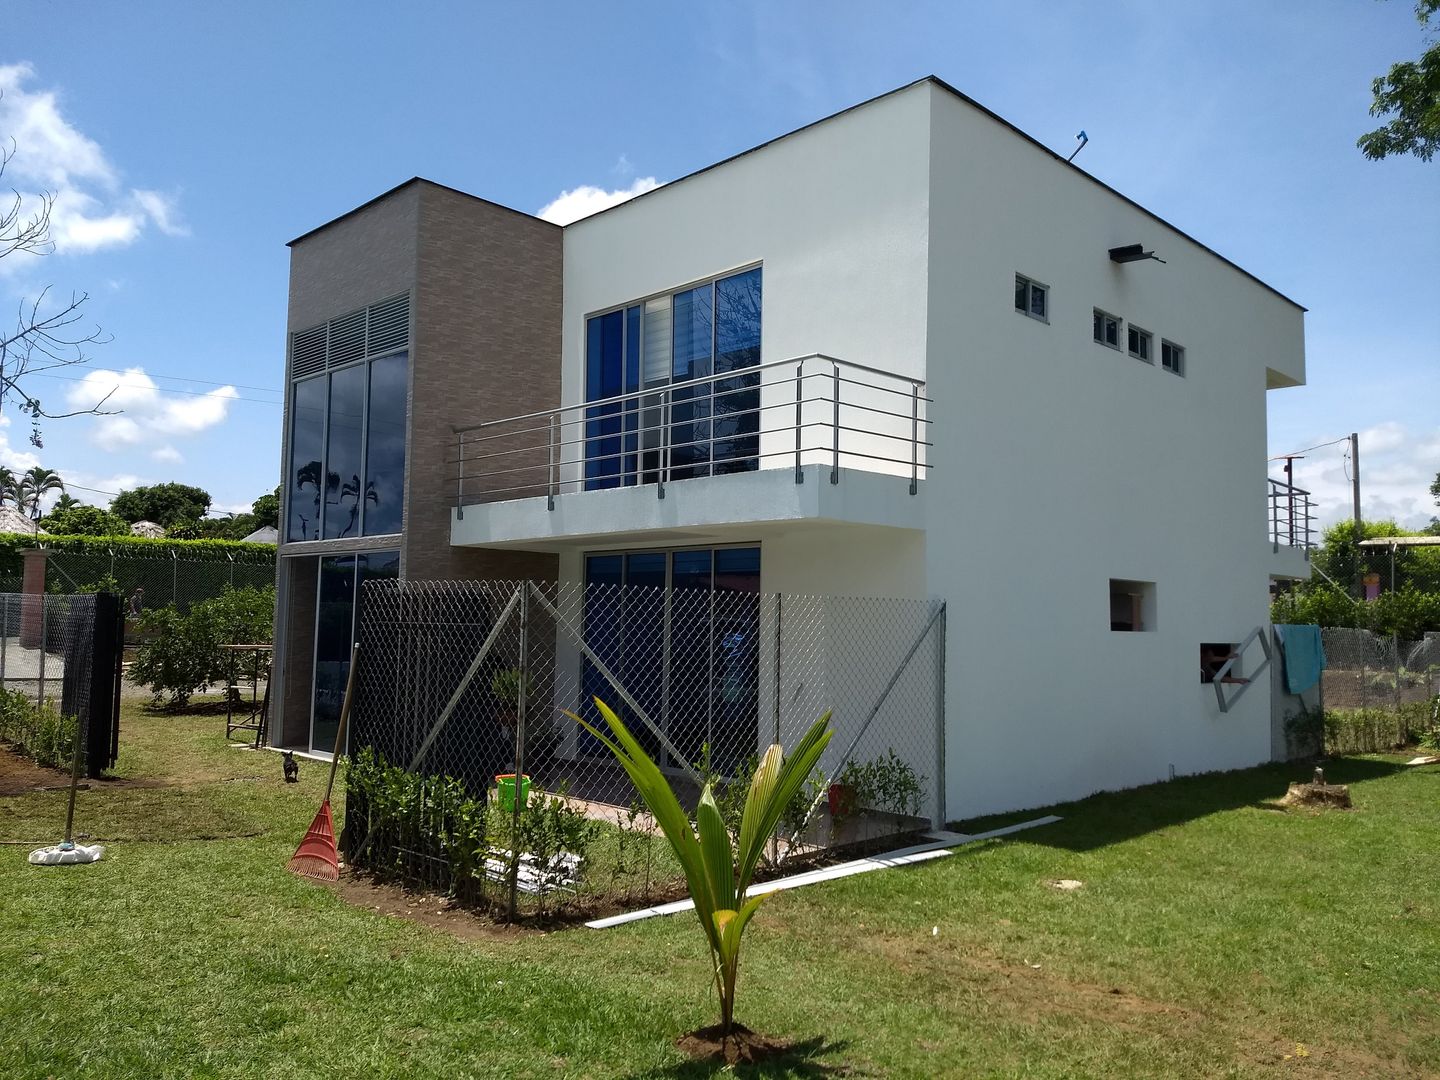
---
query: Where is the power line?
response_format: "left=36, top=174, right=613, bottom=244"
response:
left=29, top=370, right=282, bottom=405
left=69, top=364, right=282, bottom=396
left=1268, top=435, right=1350, bottom=461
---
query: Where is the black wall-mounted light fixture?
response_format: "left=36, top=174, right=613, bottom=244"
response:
left=1109, top=244, right=1166, bottom=265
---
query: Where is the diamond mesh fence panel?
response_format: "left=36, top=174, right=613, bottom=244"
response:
left=1319, top=628, right=1440, bottom=753
left=44, top=550, right=275, bottom=615
left=0, top=592, right=109, bottom=778
left=344, top=579, right=945, bottom=920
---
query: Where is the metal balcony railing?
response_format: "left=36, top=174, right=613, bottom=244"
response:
left=1269, top=478, right=1314, bottom=554
left=449, top=353, right=931, bottom=511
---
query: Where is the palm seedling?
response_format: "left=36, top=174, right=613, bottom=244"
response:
left=570, top=699, right=832, bottom=1040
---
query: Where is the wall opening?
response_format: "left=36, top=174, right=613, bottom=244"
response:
left=1109, top=579, right=1155, bottom=632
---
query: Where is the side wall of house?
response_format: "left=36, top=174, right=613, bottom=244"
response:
left=925, top=83, right=1307, bottom=819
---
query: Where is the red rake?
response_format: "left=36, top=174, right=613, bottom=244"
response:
left=288, top=644, right=358, bottom=882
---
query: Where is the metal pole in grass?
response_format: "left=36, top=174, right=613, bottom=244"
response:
left=38, top=595, right=47, bottom=708
left=507, top=585, right=529, bottom=921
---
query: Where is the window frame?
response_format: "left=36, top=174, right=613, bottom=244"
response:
left=1093, top=308, right=1122, bottom=351
left=1161, top=339, right=1186, bottom=377
left=1014, top=273, right=1049, bottom=323
left=1127, top=325, right=1154, bottom=364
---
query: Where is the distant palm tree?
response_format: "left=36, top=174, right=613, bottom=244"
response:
left=20, top=467, right=65, bottom=520
left=0, top=467, right=18, bottom=512
left=50, top=492, right=81, bottom=514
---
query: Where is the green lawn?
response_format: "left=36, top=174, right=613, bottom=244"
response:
left=1, top=706, right=1437, bottom=1078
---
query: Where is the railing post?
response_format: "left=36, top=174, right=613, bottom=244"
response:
left=910, top=382, right=921, bottom=496
left=794, top=360, right=805, bottom=484
left=658, top=388, right=668, bottom=500
left=1270, top=483, right=1279, bottom=553
left=455, top=430, right=464, bottom=521
left=830, top=361, right=841, bottom=484
left=547, top=413, right=558, bottom=511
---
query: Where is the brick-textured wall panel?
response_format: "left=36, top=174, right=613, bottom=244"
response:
left=406, top=184, right=562, bottom=583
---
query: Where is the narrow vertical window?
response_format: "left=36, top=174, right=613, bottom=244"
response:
left=1128, top=326, right=1153, bottom=363
left=1162, top=339, right=1186, bottom=376
left=1093, top=309, right=1121, bottom=349
left=1015, top=274, right=1047, bottom=321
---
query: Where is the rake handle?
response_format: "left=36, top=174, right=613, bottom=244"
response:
left=325, top=643, right=360, bottom=804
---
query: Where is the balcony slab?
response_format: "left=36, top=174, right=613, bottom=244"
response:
left=451, top=464, right=924, bottom=551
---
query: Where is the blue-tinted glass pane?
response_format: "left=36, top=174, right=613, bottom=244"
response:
left=585, top=312, right=625, bottom=490
left=323, top=365, right=366, bottom=539
left=670, top=286, right=713, bottom=481
left=363, top=352, right=407, bottom=535
left=581, top=555, right=624, bottom=754
left=712, top=547, right=760, bottom=772
left=286, top=376, right=326, bottom=542
left=312, top=554, right=356, bottom=753
left=713, top=269, right=761, bottom=475
left=669, top=549, right=713, bottom=766
left=624, top=306, right=641, bottom=486
left=622, top=552, right=666, bottom=760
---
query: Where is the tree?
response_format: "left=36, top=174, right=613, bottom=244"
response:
left=50, top=492, right=80, bottom=514
left=0, top=466, right=18, bottom=511
left=251, top=486, right=280, bottom=530
left=110, top=482, right=212, bottom=528
left=1, top=137, right=115, bottom=446
left=18, top=465, right=63, bottom=519
left=1358, top=1, right=1440, bottom=162
left=40, top=504, right=129, bottom=537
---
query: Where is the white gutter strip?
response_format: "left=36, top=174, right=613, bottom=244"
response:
left=585, top=814, right=1062, bottom=930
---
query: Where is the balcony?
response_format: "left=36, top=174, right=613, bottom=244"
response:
left=449, top=354, right=930, bottom=551
left=1268, top=477, right=1314, bottom=580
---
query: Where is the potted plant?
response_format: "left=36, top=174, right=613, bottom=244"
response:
left=491, top=667, right=530, bottom=728
left=827, top=760, right=864, bottom=823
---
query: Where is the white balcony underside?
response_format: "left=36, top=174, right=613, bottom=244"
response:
left=451, top=463, right=924, bottom=551
left=1269, top=542, right=1312, bottom=582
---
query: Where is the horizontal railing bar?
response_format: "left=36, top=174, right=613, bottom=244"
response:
left=453, top=352, right=929, bottom=434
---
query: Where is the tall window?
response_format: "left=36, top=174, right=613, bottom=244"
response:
left=581, top=546, right=760, bottom=773
left=286, top=295, right=409, bottom=542
left=1014, top=274, right=1048, bottom=321
left=585, top=267, right=761, bottom=490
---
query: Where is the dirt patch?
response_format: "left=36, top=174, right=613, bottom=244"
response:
left=324, top=871, right=538, bottom=942
left=1279, top=782, right=1353, bottom=810
left=0, top=744, right=168, bottom=797
left=676, top=1024, right=797, bottom=1066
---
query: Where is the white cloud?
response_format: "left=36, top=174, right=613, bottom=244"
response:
left=0, top=63, right=185, bottom=260
left=65, top=368, right=239, bottom=449
left=151, top=445, right=182, bottom=464
left=0, top=415, right=42, bottom=474
left=536, top=176, right=661, bottom=225
left=1282, top=422, right=1440, bottom=532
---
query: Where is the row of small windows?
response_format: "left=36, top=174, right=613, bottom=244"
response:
left=1014, top=274, right=1184, bottom=377
left=1094, top=308, right=1185, bottom=376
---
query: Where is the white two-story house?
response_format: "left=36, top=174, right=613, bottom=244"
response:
left=277, top=77, right=1310, bottom=822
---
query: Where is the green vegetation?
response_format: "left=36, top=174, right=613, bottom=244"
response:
left=38, top=504, right=131, bottom=537
left=130, top=585, right=277, bottom=707
left=1358, top=0, right=1440, bottom=162
left=574, top=700, right=833, bottom=1039
left=1, top=706, right=1437, bottom=1077
left=0, top=688, right=76, bottom=770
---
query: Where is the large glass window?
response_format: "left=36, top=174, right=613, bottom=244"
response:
left=584, top=267, right=761, bottom=490
left=311, top=549, right=400, bottom=754
left=582, top=545, right=760, bottom=773
left=285, top=349, right=409, bottom=542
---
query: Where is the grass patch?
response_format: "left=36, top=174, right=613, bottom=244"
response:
left=0, top=707, right=1436, bottom=1077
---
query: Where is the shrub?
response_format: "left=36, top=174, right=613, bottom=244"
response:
left=0, top=687, right=78, bottom=770
left=130, top=584, right=276, bottom=707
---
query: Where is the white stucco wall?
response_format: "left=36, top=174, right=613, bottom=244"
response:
left=924, top=83, right=1306, bottom=818
left=540, top=79, right=1306, bottom=822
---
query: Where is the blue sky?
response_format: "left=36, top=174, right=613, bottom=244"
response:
left=2, top=0, right=1436, bottom=527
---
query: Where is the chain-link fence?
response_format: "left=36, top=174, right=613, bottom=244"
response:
left=342, top=578, right=945, bottom=920
left=44, top=549, right=275, bottom=615
left=1319, top=628, right=1440, bottom=754
left=0, top=592, right=122, bottom=780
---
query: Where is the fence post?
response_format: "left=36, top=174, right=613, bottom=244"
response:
left=507, top=585, right=530, bottom=921
left=37, top=596, right=47, bottom=708
left=1, top=592, right=7, bottom=685
left=171, top=550, right=178, bottom=608
left=932, top=602, right=947, bottom=830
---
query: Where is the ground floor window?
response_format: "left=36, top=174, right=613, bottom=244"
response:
left=311, top=549, right=399, bottom=753
left=582, top=545, right=760, bottom=773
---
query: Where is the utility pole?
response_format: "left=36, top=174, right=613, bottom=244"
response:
left=1350, top=432, right=1361, bottom=536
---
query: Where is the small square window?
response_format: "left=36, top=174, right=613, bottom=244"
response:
left=1200, top=642, right=1240, bottom=683
left=1128, top=326, right=1153, bottom=363
left=1093, top=309, right=1121, bottom=349
left=1161, top=339, right=1185, bottom=376
left=1015, top=274, right=1048, bottom=322
left=1110, top=578, right=1156, bottom=631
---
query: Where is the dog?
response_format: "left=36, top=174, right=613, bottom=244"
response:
left=282, top=751, right=299, bottom=784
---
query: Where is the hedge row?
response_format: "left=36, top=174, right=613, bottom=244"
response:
left=0, top=532, right=275, bottom=575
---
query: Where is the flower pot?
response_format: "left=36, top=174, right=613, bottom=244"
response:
left=828, top=782, right=857, bottom=820
left=495, top=773, right=531, bottom=812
